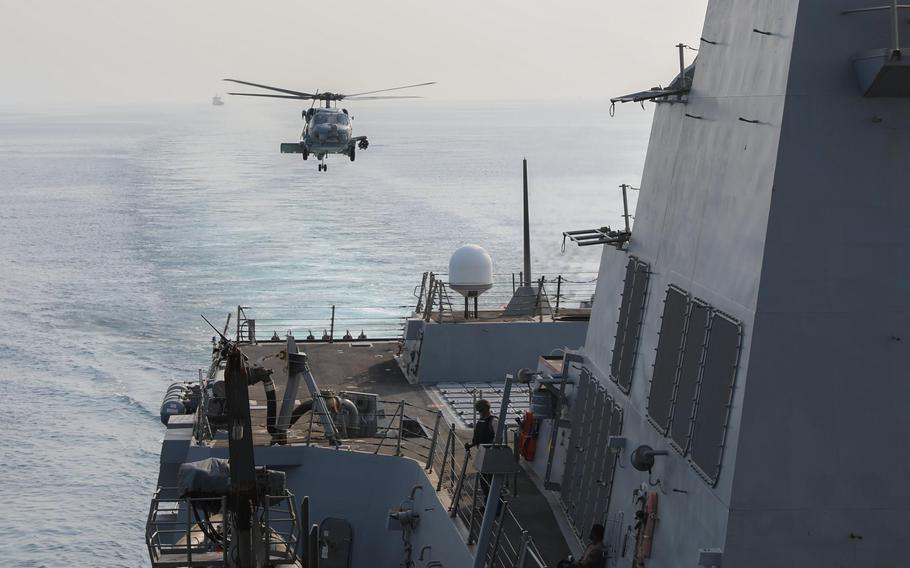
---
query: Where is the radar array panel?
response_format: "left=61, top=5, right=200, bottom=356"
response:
left=646, top=286, right=688, bottom=433
left=610, top=258, right=649, bottom=393
left=561, top=369, right=623, bottom=538
left=645, top=286, right=743, bottom=486
left=669, top=300, right=709, bottom=452
left=690, top=312, right=741, bottom=483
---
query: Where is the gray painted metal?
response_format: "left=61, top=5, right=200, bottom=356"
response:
left=522, top=159, right=532, bottom=287
left=611, top=258, right=648, bottom=392
left=276, top=337, right=301, bottom=433
left=690, top=311, right=742, bottom=485
left=853, top=47, right=910, bottom=96
left=569, top=1, right=910, bottom=565
left=560, top=370, right=621, bottom=539
left=609, top=261, right=636, bottom=384
left=646, top=286, right=688, bottom=434
left=289, top=351, right=338, bottom=444
left=403, top=318, right=587, bottom=384
left=669, top=300, right=709, bottom=454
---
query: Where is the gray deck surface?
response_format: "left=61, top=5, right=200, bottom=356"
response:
left=224, top=340, right=571, bottom=564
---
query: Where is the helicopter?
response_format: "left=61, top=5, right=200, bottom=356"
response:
left=223, top=79, right=435, bottom=172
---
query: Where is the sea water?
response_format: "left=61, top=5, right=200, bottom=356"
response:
left=0, top=101, right=651, bottom=567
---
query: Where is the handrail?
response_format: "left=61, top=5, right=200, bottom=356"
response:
left=146, top=491, right=299, bottom=568
left=417, top=271, right=596, bottom=322
left=432, top=422, right=548, bottom=568
left=227, top=270, right=594, bottom=345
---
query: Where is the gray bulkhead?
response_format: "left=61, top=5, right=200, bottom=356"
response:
left=556, top=0, right=909, bottom=566
left=728, top=0, right=910, bottom=564
left=161, top=436, right=473, bottom=566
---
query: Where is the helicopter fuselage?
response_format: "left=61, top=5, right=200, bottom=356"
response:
left=301, top=108, right=353, bottom=157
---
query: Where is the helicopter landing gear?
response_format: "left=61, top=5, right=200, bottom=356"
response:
left=349, top=145, right=356, bottom=162
left=302, top=150, right=309, bottom=160
left=318, top=162, right=327, bottom=172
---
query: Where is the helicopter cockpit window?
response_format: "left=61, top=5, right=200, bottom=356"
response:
left=335, top=114, right=349, bottom=125
left=314, top=114, right=330, bottom=124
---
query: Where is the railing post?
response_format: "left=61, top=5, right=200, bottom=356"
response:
left=450, top=449, right=471, bottom=517
left=425, top=273, right=436, bottom=319
left=376, top=400, right=402, bottom=455
left=263, top=491, right=271, bottom=555
left=512, top=428, right=520, bottom=497
left=436, top=283, right=446, bottom=321
left=329, top=305, right=335, bottom=343
left=515, top=531, right=531, bottom=567
left=467, top=475, right=481, bottom=544
left=555, top=275, right=562, bottom=314
left=221, top=496, right=228, bottom=565
left=489, top=499, right=510, bottom=567
left=416, top=271, right=428, bottom=314
left=536, top=276, right=546, bottom=322
left=395, top=400, right=405, bottom=457
left=185, top=498, right=192, bottom=565
left=426, top=410, right=443, bottom=470
left=620, top=183, right=632, bottom=233
left=436, top=427, right=454, bottom=489
left=424, top=279, right=435, bottom=322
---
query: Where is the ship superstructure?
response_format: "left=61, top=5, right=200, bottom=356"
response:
left=527, top=1, right=910, bottom=566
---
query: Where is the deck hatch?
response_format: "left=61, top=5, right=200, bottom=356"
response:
left=669, top=299, right=709, bottom=454
left=646, top=286, right=688, bottom=434
left=690, top=312, right=742, bottom=485
left=610, top=258, right=649, bottom=393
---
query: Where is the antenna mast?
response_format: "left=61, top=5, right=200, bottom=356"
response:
left=522, top=159, right=532, bottom=287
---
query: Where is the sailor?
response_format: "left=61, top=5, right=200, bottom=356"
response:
left=557, top=524, right=607, bottom=567
left=465, top=399, right=498, bottom=450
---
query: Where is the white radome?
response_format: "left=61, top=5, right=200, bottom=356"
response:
left=448, top=244, right=493, bottom=297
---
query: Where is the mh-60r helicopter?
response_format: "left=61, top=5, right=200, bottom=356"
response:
left=223, top=79, right=435, bottom=172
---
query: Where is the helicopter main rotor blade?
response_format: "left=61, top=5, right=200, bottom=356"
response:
left=227, top=92, right=309, bottom=99
left=344, top=81, right=436, bottom=98
left=344, top=95, right=424, bottom=100
left=223, top=79, right=315, bottom=98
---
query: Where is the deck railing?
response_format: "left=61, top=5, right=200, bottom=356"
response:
left=416, top=271, right=597, bottom=322
left=145, top=489, right=299, bottom=568
left=225, top=271, right=595, bottom=344
left=272, top=393, right=447, bottom=465
left=274, top=395, right=548, bottom=567
left=427, top=422, right=548, bottom=568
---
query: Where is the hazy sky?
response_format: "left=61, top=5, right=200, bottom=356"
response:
left=0, top=1, right=708, bottom=106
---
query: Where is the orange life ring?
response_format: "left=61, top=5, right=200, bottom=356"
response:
left=518, top=411, right=537, bottom=461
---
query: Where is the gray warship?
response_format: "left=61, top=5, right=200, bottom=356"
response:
left=147, top=1, right=910, bottom=566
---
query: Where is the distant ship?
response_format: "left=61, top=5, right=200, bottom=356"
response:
left=212, top=94, right=224, bottom=106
